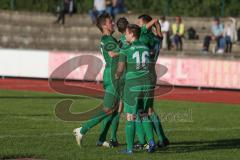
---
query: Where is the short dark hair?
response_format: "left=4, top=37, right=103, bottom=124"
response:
left=138, top=14, right=152, bottom=23
left=96, top=13, right=111, bottom=32
left=161, top=16, right=166, bottom=21
left=214, top=17, right=220, bottom=22
left=117, top=17, right=129, bottom=33
left=127, top=24, right=141, bottom=39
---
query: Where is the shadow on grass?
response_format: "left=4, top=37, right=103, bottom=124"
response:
left=158, top=139, right=240, bottom=153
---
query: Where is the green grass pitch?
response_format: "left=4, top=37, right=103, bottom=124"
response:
left=0, top=89, right=240, bottom=160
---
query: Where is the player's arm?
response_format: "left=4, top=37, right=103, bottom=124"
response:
left=146, top=18, right=158, bottom=30
left=109, top=40, right=130, bottom=57
left=115, top=62, right=125, bottom=79
left=115, top=52, right=126, bottom=79
left=155, top=21, right=163, bottom=39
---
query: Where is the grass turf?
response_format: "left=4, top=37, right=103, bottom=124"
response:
left=0, top=89, right=240, bottom=160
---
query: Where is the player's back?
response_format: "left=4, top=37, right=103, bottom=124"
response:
left=121, top=40, right=151, bottom=81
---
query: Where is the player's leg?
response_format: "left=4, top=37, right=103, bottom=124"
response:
left=148, top=97, right=165, bottom=141
left=134, top=101, right=147, bottom=149
left=73, top=106, right=111, bottom=146
left=148, top=107, right=169, bottom=147
left=121, top=82, right=138, bottom=154
left=80, top=91, right=116, bottom=134
left=98, top=111, right=115, bottom=147
left=109, top=101, right=122, bottom=146
left=97, top=85, right=120, bottom=146
left=148, top=85, right=169, bottom=147
left=148, top=76, right=169, bottom=147
left=136, top=112, right=145, bottom=144
left=73, top=87, right=117, bottom=146
left=141, top=84, right=156, bottom=153
left=124, top=112, right=135, bottom=154
left=109, top=78, right=125, bottom=146
left=129, top=83, right=155, bottom=153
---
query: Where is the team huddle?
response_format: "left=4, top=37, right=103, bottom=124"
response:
left=73, top=13, right=169, bottom=154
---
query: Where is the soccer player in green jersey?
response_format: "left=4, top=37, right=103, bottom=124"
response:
left=73, top=13, right=121, bottom=148
left=116, top=17, right=149, bottom=148
left=114, top=17, right=129, bottom=115
left=116, top=24, right=156, bottom=154
left=137, top=14, right=170, bottom=148
left=116, top=18, right=147, bottom=149
left=117, top=17, right=129, bottom=49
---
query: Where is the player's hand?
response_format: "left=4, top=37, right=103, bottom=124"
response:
left=109, top=51, right=118, bottom=58
left=153, top=18, right=158, bottom=23
left=115, top=73, right=120, bottom=80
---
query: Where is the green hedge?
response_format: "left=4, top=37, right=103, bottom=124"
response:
left=0, top=0, right=239, bottom=17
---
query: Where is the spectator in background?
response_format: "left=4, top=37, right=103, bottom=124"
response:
left=159, top=16, right=170, bottom=50
left=238, top=28, right=240, bottom=42
left=187, top=27, right=199, bottom=40
left=202, top=17, right=225, bottom=54
left=55, top=0, right=75, bottom=25
left=89, top=0, right=106, bottom=24
left=112, top=0, right=127, bottom=17
left=171, top=16, right=185, bottom=51
left=106, top=0, right=114, bottom=17
left=224, top=17, right=237, bottom=53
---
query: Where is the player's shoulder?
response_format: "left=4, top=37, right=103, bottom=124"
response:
left=141, top=25, right=148, bottom=33
left=132, top=40, right=149, bottom=50
left=120, top=44, right=131, bottom=54
left=100, top=35, right=117, bottom=44
left=120, top=34, right=126, bottom=41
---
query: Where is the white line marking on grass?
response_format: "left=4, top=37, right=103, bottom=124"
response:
left=0, top=133, right=72, bottom=139
left=12, top=116, right=58, bottom=122
left=1, top=127, right=240, bottom=139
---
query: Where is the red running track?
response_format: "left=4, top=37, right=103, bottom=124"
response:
left=0, top=78, right=240, bottom=105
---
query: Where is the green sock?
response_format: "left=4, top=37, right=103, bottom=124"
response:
left=80, top=110, right=108, bottom=135
left=125, top=120, right=135, bottom=151
left=142, top=116, right=154, bottom=142
left=98, top=114, right=113, bottom=142
left=135, top=114, right=146, bottom=145
left=150, top=113, right=166, bottom=143
left=110, top=112, right=120, bottom=142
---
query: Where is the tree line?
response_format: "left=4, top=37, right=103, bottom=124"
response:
left=0, top=0, right=239, bottom=17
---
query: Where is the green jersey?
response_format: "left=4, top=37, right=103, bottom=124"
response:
left=140, top=25, right=155, bottom=49
left=100, top=35, right=120, bottom=84
left=140, top=25, right=161, bottom=62
left=150, top=33, right=161, bottom=63
left=118, top=34, right=129, bottom=78
left=119, top=34, right=129, bottom=49
left=140, top=25, right=161, bottom=79
left=119, top=40, right=151, bottom=80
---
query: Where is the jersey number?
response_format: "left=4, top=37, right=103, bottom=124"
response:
left=132, top=51, right=149, bottom=70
